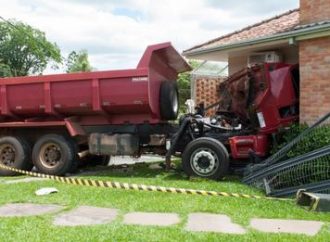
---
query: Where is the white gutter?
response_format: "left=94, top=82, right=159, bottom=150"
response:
left=183, top=23, right=330, bottom=57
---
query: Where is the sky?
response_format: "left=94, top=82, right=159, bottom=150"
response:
left=0, top=0, right=299, bottom=72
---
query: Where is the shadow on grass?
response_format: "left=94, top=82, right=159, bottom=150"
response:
left=75, top=162, right=242, bottom=184
left=77, top=163, right=183, bottom=179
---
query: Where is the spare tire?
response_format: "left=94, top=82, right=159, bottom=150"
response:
left=159, top=81, right=179, bottom=120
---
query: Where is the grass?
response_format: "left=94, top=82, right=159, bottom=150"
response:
left=0, top=162, right=329, bottom=242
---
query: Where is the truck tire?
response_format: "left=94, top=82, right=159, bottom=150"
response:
left=160, top=81, right=179, bottom=120
left=32, top=134, right=77, bottom=176
left=182, top=137, right=229, bottom=180
left=0, top=136, right=33, bottom=176
left=68, top=141, right=79, bottom=174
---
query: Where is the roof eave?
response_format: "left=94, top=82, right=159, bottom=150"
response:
left=183, top=23, right=330, bottom=58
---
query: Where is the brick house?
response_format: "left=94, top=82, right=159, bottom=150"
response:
left=183, top=0, right=330, bottom=125
left=190, top=62, right=227, bottom=116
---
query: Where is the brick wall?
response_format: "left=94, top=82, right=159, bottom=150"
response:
left=300, top=0, right=330, bottom=24
left=194, top=77, right=224, bottom=116
left=299, top=0, right=330, bottom=124
left=299, top=36, right=330, bottom=124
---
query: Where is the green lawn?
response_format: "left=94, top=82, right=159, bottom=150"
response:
left=0, top=163, right=329, bottom=242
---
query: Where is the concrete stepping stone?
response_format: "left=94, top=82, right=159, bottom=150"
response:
left=4, top=177, right=45, bottom=184
left=0, top=203, right=63, bottom=217
left=250, top=218, right=324, bottom=236
left=123, top=212, right=180, bottom=226
left=185, top=213, right=246, bottom=234
left=53, top=206, right=118, bottom=226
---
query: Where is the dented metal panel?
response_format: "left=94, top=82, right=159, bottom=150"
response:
left=217, top=63, right=299, bottom=134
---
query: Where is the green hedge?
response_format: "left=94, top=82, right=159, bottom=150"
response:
left=269, top=124, right=330, bottom=189
left=272, top=124, right=330, bottom=159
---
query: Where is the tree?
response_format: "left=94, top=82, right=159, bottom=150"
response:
left=0, top=62, right=11, bottom=77
left=0, top=19, right=61, bottom=77
left=177, top=60, right=200, bottom=113
left=65, top=50, right=93, bottom=73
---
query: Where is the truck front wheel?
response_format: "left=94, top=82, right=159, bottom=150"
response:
left=182, top=137, right=229, bottom=180
left=32, top=134, right=76, bottom=176
left=0, top=136, right=33, bottom=176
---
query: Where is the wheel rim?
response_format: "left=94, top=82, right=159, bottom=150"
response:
left=0, top=144, right=16, bottom=166
left=39, top=142, right=62, bottom=169
left=190, top=147, right=219, bottom=177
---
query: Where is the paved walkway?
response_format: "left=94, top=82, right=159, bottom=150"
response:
left=0, top=203, right=63, bottom=217
left=0, top=203, right=325, bottom=236
left=54, top=206, right=118, bottom=226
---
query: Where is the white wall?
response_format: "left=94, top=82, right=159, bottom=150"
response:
left=228, top=45, right=298, bottom=75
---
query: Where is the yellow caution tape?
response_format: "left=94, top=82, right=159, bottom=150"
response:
left=0, top=163, right=290, bottom=201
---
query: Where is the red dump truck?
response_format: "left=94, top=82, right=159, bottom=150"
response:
left=0, top=42, right=299, bottom=179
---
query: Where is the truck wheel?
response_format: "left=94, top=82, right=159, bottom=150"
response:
left=160, top=81, right=179, bottom=120
left=32, top=134, right=76, bottom=175
left=0, top=136, right=33, bottom=176
left=68, top=142, right=79, bottom=174
left=182, top=137, right=229, bottom=180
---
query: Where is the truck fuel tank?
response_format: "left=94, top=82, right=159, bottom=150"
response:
left=89, top=133, right=139, bottom=156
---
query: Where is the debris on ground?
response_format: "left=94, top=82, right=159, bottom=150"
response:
left=35, top=187, right=59, bottom=196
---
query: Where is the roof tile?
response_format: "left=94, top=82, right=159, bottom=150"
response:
left=184, top=9, right=300, bottom=54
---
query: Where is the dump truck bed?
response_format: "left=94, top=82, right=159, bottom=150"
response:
left=0, top=43, right=190, bottom=125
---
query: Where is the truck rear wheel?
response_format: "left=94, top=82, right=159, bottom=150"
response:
left=160, top=81, right=179, bottom=120
left=32, top=134, right=77, bottom=176
left=0, top=136, right=33, bottom=176
left=182, top=137, right=229, bottom=180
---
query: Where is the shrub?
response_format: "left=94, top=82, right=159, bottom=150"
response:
left=269, top=124, right=330, bottom=190
left=272, top=124, right=330, bottom=159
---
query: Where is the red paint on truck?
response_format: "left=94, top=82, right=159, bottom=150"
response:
left=0, top=43, right=190, bottom=127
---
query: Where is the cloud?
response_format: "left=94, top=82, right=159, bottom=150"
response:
left=0, top=0, right=299, bottom=72
left=207, top=0, right=298, bottom=14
